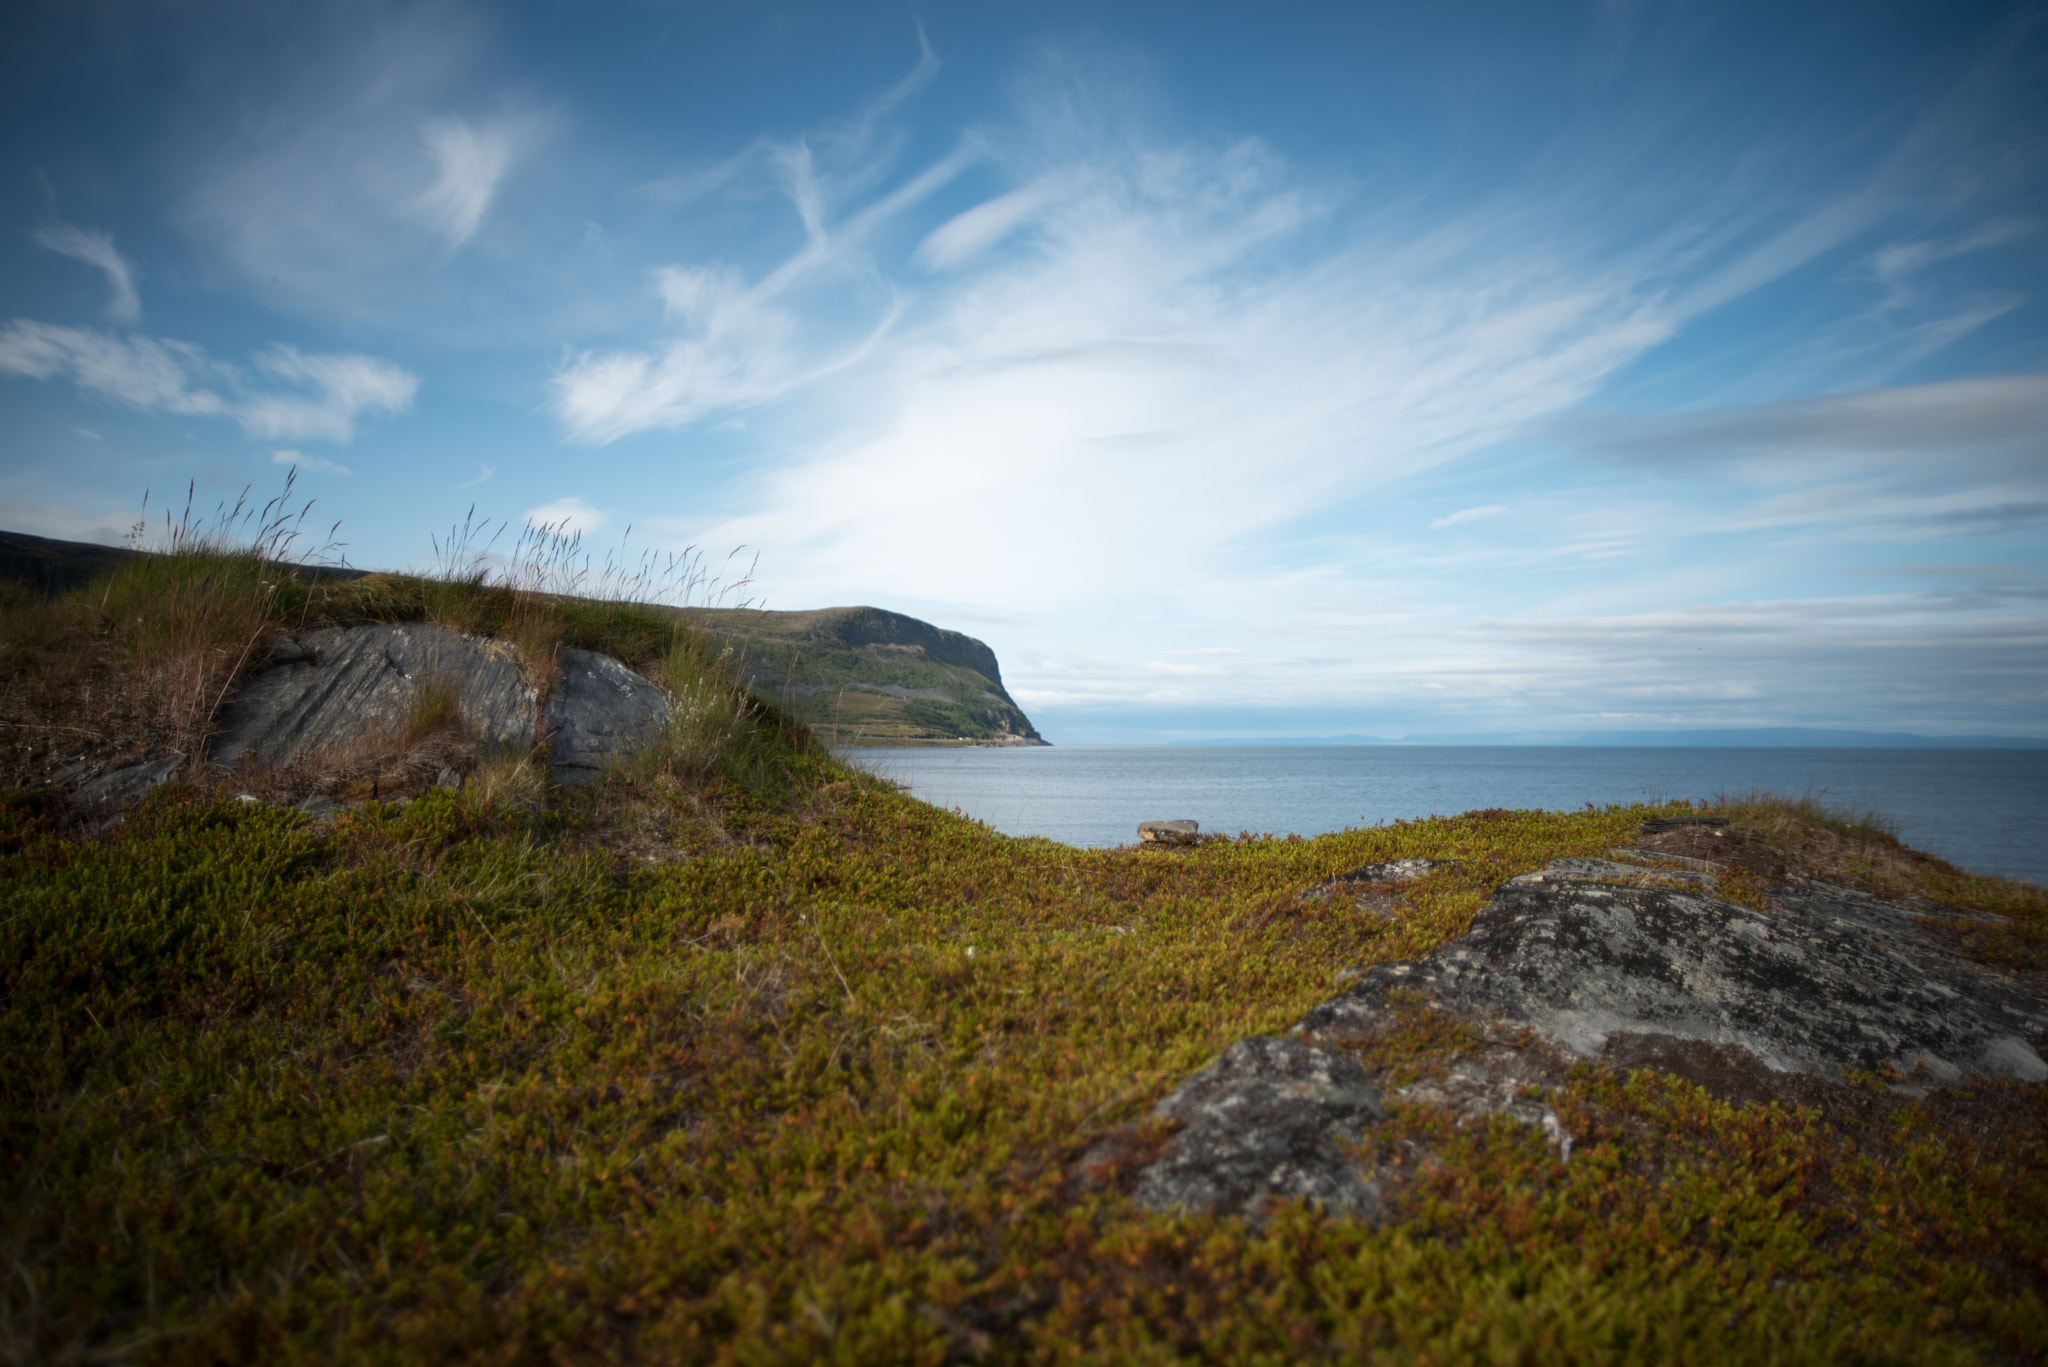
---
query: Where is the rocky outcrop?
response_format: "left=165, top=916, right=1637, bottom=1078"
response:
left=213, top=624, right=537, bottom=769
left=1138, top=819, right=1201, bottom=845
left=66, top=753, right=185, bottom=825
left=211, top=623, right=671, bottom=785
left=1124, top=854, right=2048, bottom=1220
left=1129, top=1038, right=1388, bottom=1219
left=1299, top=867, right=2047, bottom=1082
left=543, top=648, right=672, bottom=786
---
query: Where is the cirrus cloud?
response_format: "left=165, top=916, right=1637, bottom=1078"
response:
left=0, top=321, right=416, bottom=443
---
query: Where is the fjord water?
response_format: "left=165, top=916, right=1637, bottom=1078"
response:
left=842, top=745, right=2048, bottom=885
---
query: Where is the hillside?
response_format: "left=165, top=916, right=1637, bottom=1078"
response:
left=0, top=530, right=1044, bottom=748
left=675, top=603, right=1046, bottom=746
left=3, top=527, right=2046, bottom=1363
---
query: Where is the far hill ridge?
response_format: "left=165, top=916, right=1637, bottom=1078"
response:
left=674, top=603, right=1046, bottom=746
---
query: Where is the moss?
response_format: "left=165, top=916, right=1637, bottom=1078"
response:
left=2, top=775, right=2041, bottom=1364
left=3, top=541, right=2043, bottom=1363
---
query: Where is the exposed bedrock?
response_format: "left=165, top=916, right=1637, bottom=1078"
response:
left=1299, top=873, right=2048, bottom=1083
left=543, top=648, right=672, bottom=786
left=1127, top=858, right=2047, bottom=1219
left=210, top=623, right=671, bottom=784
left=1129, top=1037, right=1389, bottom=1220
left=211, top=624, right=536, bottom=768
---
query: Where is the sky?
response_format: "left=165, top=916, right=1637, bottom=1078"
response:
left=1, top=0, right=2044, bottom=743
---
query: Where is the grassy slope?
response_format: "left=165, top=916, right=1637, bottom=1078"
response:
left=675, top=606, right=1044, bottom=746
left=3, top=552, right=2046, bottom=1364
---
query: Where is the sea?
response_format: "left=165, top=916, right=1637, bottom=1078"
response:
left=840, top=745, right=2048, bottom=886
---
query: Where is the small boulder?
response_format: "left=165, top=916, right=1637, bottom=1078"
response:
left=67, top=753, right=184, bottom=819
left=1127, top=1037, right=1388, bottom=1219
left=1330, top=857, right=1456, bottom=884
left=212, top=623, right=537, bottom=770
left=544, top=649, right=672, bottom=785
left=1299, top=866, right=2048, bottom=1083
left=1138, top=819, right=1201, bottom=845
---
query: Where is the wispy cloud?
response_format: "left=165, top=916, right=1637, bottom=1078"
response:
left=178, top=5, right=553, bottom=328
left=522, top=496, right=606, bottom=537
left=553, top=44, right=980, bottom=443
left=916, top=174, right=1073, bottom=271
left=1562, top=373, right=2048, bottom=461
left=0, top=321, right=416, bottom=442
left=1430, top=505, right=1507, bottom=530
left=456, top=463, right=495, bottom=488
left=238, top=346, right=418, bottom=443
left=32, top=222, right=140, bottom=321
left=0, top=321, right=225, bottom=417
left=415, top=116, right=517, bottom=248
left=271, top=448, right=351, bottom=476
left=1544, top=374, right=2048, bottom=542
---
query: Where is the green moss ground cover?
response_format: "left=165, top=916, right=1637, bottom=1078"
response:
left=4, top=777, right=2044, bottom=1364
left=3, top=535, right=2045, bottom=1363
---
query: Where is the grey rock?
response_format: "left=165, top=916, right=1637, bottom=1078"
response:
left=1506, top=856, right=1718, bottom=891
left=212, top=623, right=537, bottom=769
left=544, top=648, right=671, bottom=785
left=1138, top=819, right=1201, bottom=844
left=1391, top=1051, right=1575, bottom=1162
left=435, top=766, right=462, bottom=790
left=1332, top=857, right=1457, bottom=884
left=1129, top=1036, right=1388, bottom=1219
left=267, top=635, right=308, bottom=664
left=48, top=758, right=96, bottom=787
left=1127, top=855, right=2047, bottom=1220
left=67, top=753, right=184, bottom=815
left=1299, top=864, right=2048, bottom=1083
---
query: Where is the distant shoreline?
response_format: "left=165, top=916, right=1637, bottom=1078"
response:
left=1161, top=732, right=2048, bottom=750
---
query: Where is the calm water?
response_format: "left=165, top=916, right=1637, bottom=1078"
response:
left=842, top=745, right=2048, bottom=885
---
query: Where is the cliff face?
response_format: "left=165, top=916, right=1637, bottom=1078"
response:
left=675, top=604, right=1046, bottom=746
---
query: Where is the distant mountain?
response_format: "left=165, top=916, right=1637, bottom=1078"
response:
left=1172, top=728, right=2048, bottom=748
left=0, top=527, right=371, bottom=597
left=0, top=528, right=138, bottom=597
left=674, top=605, right=1046, bottom=747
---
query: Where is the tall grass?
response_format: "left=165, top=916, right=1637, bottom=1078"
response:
left=0, top=475, right=348, bottom=764
left=0, top=477, right=811, bottom=804
left=1709, top=784, right=1903, bottom=845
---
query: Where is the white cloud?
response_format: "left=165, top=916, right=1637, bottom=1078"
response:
left=456, top=463, right=495, bottom=488
left=271, top=448, right=351, bottom=476
left=1563, top=373, right=2048, bottom=461
left=522, top=497, right=606, bottom=537
left=178, top=6, right=552, bottom=327
left=673, top=144, right=1686, bottom=614
left=1872, top=217, right=2035, bottom=288
left=0, top=321, right=416, bottom=443
left=1430, top=504, right=1507, bottom=530
left=0, top=321, right=226, bottom=417
left=239, top=346, right=419, bottom=443
left=916, top=175, right=1072, bottom=270
left=552, top=58, right=979, bottom=444
left=415, top=116, right=516, bottom=247
left=32, top=223, right=141, bottom=321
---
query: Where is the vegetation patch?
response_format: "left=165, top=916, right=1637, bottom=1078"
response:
left=2, top=513, right=2044, bottom=1364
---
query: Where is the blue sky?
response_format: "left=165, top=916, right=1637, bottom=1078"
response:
left=2, top=1, right=2044, bottom=742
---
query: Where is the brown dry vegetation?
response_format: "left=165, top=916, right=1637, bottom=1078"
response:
left=2, top=518, right=2046, bottom=1364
